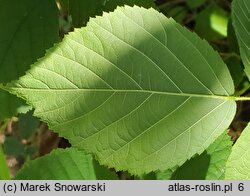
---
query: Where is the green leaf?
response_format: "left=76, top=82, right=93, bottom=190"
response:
left=5, top=6, right=236, bottom=175
left=103, top=0, right=156, bottom=11
left=69, top=0, right=156, bottom=27
left=224, top=56, right=244, bottom=88
left=15, top=148, right=96, bottom=180
left=225, top=124, right=250, bottom=179
left=0, top=90, right=24, bottom=120
left=156, top=168, right=175, bottom=180
left=165, top=6, right=187, bottom=24
left=69, top=0, right=103, bottom=27
left=0, top=0, right=59, bottom=83
left=157, top=154, right=210, bottom=180
left=205, top=131, right=232, bottom=179
left=187, top=0, right=206, bottom=8
left=232, top=0, right=250, bottom=80
left=227, top=17, right=240, bottom=53
left=0, top=145, right=10, bottom=180
left=157, top=131, right=232, bottom=179
left=93, top=159, right=119, bottom=180
left=18, top=110, right=39, bottom=139
left=4, top=136, right=25, bottom=157
left=195, top=5, right=228, bottom=41
left=0, top=0, right=59, bottom=119
left=136, top=172, right=157, bottom=180
left=0, top=89, right=32, bottom=121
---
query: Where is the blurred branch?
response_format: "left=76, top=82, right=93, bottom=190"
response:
left=220, top=52, right=241, bottom=60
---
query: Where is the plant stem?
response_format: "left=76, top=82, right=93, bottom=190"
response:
left=220, top=52, right=241, bottom=60
left=234, top=96, right=250, bottom=101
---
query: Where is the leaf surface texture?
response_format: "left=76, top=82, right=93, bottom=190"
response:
left=232, top=0, right=250, bottom=79
left=15, top=148, right=96, bottom=179
left=157, top=131, right=232, bottom=179
left=6, top=6, right=236, bottom=175
left=225, top=124, right=250, bottom=179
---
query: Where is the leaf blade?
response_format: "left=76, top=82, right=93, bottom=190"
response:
left=232, top=0, right=250, bottom=80
left=15, top=148, right=96, bottom=180
left=6, top=6, right=236, bottom=175
left=157, top=131, right=232, bottom=180
left=0, top=146, right=10, bottom=180
left=225, top=124, right=250, bottom=179
left=0, top=0, right=59, bottom=119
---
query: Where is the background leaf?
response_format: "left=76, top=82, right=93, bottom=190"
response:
left=69, top=0, right=156, bottom=27
left=15, top=148, right=96, bottom=179
left=157, top=131, right=232, bottom=179
left=227, top=17, right=240, bottom=53
left=0, top=0, right=59, bottom=83
left=224, top=56, right=244, bottom=88
left=0, top=0, right=59, bottom=120
left=187, top=0, right=206, bottom=9
left=3, top=136, right=25, bottom=157
left=195, top=5, right=228, bottom=41
left=15, top=147, right=118, bottom=180
left=232, top=0, right=250, bottom=80
left=18, top=110, right=39, bottom=139
left=93, top=159, right=119, bottom=180
left=0, top=91, right=24, bottom=121
left=5, top=6, right=236, bottom=175
left=225, top=123, right=250, bottom=179
left=0, top=145, right=10, bottom=180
